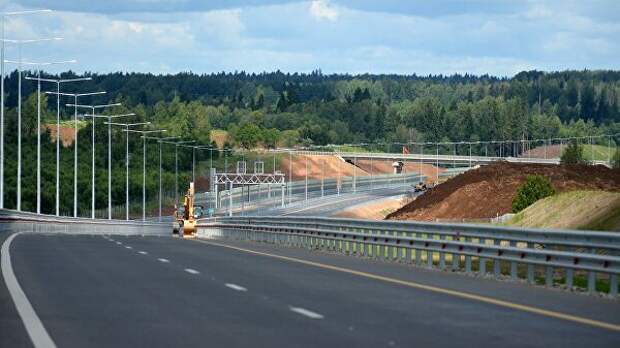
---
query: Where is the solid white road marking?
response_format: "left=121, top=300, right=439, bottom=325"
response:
left=157, top=258, right=170, bottom=263
left=184, top=268, right=200, bottom=274
left=138, top=251, right=148, bottom=255
left=289, top=306, right=324, bottom=319
left=1, top=233, right=58, bottom=348
left=225, top=283, right=248, bottom=292
left=125, top=246, right=132, bottom=250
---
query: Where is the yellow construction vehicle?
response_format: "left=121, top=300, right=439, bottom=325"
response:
left=172, top=182, right=204, bottom=238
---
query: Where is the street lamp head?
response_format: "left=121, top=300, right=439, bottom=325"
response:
left=59, top=77, right=92, bottom=83
left=47, top=91, right=105, bottom=97
left=94, top=103, right=121, bottom=109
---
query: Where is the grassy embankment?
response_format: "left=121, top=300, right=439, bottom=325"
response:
left=506, top=190, right=620, bottom=231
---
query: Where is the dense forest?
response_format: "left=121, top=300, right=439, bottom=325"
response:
left=2, top=69, right=619, bottom=216
left=5, top=69, right=620, bottom=147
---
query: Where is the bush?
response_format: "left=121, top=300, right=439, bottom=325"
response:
left=560, top=142, right=587, bottom=165
left=612, top=149, right=620, bottom=169
left=512, top=175, right=555, bottom=213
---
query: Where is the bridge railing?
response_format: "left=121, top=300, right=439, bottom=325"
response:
left=196, top=216, right=620, bottom=296
left=0, top=209, right=170, bottom=236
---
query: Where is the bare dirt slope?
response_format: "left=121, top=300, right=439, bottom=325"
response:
left=281, top=155, right=444, bottom=182
left=386, top=162, right=620, bottom=221
left=520, top=144, right=563, bottom=159
left=505, top=190, right=620, bottom=231
left=281, top=155, right=369, bottom=181
left=46, top=125, right=76, bottom=147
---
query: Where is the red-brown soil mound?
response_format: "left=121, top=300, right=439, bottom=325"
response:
left=386, top=161, right=620, bottom=221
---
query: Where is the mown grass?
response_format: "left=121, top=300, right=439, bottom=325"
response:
left=582, top=144, right=617, bottom=162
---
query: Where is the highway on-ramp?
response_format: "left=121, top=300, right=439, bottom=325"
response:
left=2, top=231, right=619, bottom=348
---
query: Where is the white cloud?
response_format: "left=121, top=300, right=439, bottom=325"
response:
left=309, top=0, right=338, bottom=22
left=1, top=0, right=618, bottom=75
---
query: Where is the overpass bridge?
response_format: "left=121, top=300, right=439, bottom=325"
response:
left=1, top=210, right=619, bottom=348
left=290, top=150, right=611, bottom=167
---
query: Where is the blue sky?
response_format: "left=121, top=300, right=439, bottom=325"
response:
left=2, top=0, right=619, bottom=76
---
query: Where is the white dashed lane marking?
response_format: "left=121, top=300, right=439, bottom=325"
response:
left=125, top=246, right=132, bottom=250
left=138, top=251, right=148, bottom=255
left=184, top=268, right=200, bottom=275
left=157, top=258, right=170, bottom=263
left=225, top=283, right=248, bottom=292
left=289, top=306, right=324, bottom=320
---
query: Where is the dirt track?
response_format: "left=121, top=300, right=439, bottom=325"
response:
left=386, top=162, right=620, bottom=221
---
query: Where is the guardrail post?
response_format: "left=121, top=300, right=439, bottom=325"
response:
left=545, top=266, right=553, bottom=287
left=451, top=239, right=459, bottom=271
left=381, top=232, right=388, bottom=260
left=404, top=232, right=411, bottom=263
left=587, top=248, right=597, bottom=293
left=610, top=274, right=618, bottom=297
left=464, top=237, right=472, bottom=273
left=587, top=272, right=596, bottom=293
left=439, top=235, right=446, bottom=269
left=493, top=239, right=501, bottom=277
left=427, top=238, right=433, bottom=268
left=527, top=264, right=535, bottom=284
left=509, top=241, right=517, bottom=280
left=565, top=268, right=574, bottom=289
left=415, top=234, right=422, bottom=266
left=479, top=255, right=486, bottom=275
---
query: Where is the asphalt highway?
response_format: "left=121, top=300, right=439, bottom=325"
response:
left=2, top=232, right=619, bottom=347
left=257, top=186, right=411, bottom=217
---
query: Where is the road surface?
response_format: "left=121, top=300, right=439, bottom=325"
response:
left=2, top=231, right=619, bottom=347
left=251, top=186, right=412, bottom=217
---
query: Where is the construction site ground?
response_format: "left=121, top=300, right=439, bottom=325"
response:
left=386, top=162, right=620, bottom=222
left=281, top=155, right=443, bottom=182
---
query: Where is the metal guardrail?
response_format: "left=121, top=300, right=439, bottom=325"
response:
left=197, top=172, right=425, bottom=216
left=0, top=209, right=170, bottom=236
left=196, top=216, right=620, bottom=296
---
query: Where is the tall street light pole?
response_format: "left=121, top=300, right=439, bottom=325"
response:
left=145, top=136, right=178, bottom=222
left=69, top=103, right=121, bottom=218
left=78, top=112, right=134, bottom=219
left=0, top=9, right=52, bottom=209
left=45, top=91, right=105, bottom=217
left=3, top=36, right=62, bottom=211
left=166, top=140, right=195, bottom=205
left=106, top=122, right=150, bottom=220
left=130, top=129, right=167, bottom=221
left=26, top=73, right=88, bottom=215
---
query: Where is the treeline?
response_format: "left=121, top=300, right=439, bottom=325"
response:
left=5, top=69, right=620, bottom=149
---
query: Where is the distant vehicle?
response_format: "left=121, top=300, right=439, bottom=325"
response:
left=413, top=182, right=428, bottom=192
left=172, top=182, right=204, bottom=237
